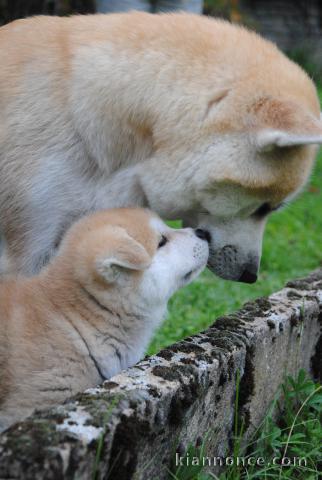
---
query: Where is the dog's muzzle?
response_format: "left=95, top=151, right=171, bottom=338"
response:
left=238, top=264, right=258, bottom=284
left=208, top=245, right=259, bottom=284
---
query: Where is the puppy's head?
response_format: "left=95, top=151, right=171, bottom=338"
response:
left=58, top=208, right=209, bottom=307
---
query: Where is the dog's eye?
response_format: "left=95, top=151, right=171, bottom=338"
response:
left=253, top=202, right=284, bottom=218
left=158, top=235, right=168, bottom=248
left=253, top=203, right=272, bottom=217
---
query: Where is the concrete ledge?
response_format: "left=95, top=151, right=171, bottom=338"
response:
left=0, top=270, right=321, bottom=479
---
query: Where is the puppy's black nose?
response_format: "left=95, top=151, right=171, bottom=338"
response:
left=195, top=228, right=211, bottom=243
left=239, top=269, right=258, bottom=284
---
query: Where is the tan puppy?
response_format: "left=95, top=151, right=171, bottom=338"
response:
left=0, top=13, right=322, bottom=281
left=0, top=208, right=209, bottom=432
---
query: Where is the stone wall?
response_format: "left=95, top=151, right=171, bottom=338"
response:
left=0, top=269, right=321, bottom=479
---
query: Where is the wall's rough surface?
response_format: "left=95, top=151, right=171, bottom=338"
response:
left=0, top=270, right=321, bottom=479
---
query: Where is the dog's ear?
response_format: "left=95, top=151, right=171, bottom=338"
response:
left=96, top=229, right=151, bottom=283
left=256, top=129, right=322, bottom=152
left=252, top=99, right=322, bottom=152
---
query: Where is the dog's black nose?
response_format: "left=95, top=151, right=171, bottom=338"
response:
left=239, top=269, right=258, bottom=284
left=195, top=228, right=211, bottom=243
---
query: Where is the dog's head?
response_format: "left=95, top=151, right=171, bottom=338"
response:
left=137, top=49, right=322, bottom=283
left=190, top=96, right=322, bottom=283
left=58, top=208, right=208, bottom=307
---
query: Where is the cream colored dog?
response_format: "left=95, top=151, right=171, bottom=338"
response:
left=0, top=13, right=322, bottom=281
left=0, top=208, right=209, bottom=431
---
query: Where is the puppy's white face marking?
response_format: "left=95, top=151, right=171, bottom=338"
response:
left=138, top=216, right=209, bottom=306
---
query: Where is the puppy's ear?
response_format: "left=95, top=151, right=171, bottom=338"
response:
left=251, top=99, right=322, bottom=152
left=96, top=230, right=151, bottom=283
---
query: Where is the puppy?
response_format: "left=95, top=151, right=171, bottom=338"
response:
left=0, top=208, right=209, bottom=432
left=0, top=13, right=321, bottom=281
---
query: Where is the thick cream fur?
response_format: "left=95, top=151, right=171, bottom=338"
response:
left=0, top=13, right=321, bottom=279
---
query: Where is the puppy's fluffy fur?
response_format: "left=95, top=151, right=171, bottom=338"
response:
left=0, top=208, right=208, bottom=432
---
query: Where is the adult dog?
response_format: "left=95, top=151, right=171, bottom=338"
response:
left=0, top=12, right=321, bottom=280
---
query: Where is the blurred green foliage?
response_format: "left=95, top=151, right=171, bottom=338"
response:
left=0, top=0, right=95, bottom=25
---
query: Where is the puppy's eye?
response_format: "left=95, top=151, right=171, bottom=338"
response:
left=158, top=235, right=168, bottom=248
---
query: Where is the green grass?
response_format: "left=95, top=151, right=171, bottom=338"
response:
left=169, top=370, right=322, bottom=480
left=148, top=93, right=322, bottom=355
